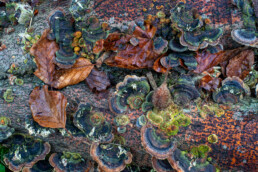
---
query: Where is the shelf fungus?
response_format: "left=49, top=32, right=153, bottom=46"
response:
left=47, top=9, right=78, bottom=68
left=231, top=0, right=258, bottom=48
left=4, top=134, right=51, bottom=172
left=49, top=152, right=92, bottom=172
left=90, top=142, right=133, bottom=172
left=160, top=52, right=197, bottom=70
left=141, top=91, right=154, bottom=112
left=168, top=37, right=188, bottom=52
left=25, top=115, right=55, bottom=138
left=231, top=29, right=258, bottom=48
left=136, top=115, right=147, bottom=129
left=82, top=15, right=109, bottom=54
left=0, top=117, right=14, bottom=142
left=179, top=27, right=224, bottom=51
left=170, top=2, right=202, bottom=32
left=59, top=117, right=86, bottom=139
left=151, top=157, right=174, bottom=172
left=22, top=159, right=53, bottom=172
left=141, top=124, right=176, bottom=159
left=213, top=76, right=250, bottom=104
left=73, top=104, right=113, bottom=142
left=171, top=75, right=200, bottom=106
left=167, top=148, right=216, bottom=172
left=109, top=75, right=150, bottom=114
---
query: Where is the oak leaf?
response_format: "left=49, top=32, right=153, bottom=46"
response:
left=30, top=29, right=94, bottom=89
left=29, top=85, right=67, bottom=128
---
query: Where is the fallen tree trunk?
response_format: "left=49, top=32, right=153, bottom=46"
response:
left=0, top=76, right=257, bottom=171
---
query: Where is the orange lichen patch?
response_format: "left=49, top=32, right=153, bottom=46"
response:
left=150, top=3, right=154, bottom=8
left=93, top=0, right=241, bottom=26
left=181, top=110, right=257, bottom=171
left=156, top=5, right=164, bottom=10
left=143, top=8, right=147, bottom=12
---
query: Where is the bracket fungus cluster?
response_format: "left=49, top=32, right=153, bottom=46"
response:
left=141, top=124, right=176, bottom=159
left=49, top=152, right=92, bottom=172
left=22, top=159, right=53, bottom=172
left=1, top=0, right=257, bottom=171
left=170, top=2, right=223, bottom=51
left=231, top=0, right=258, bottom=48
left=74, top=104, right=113, bottom=142
left=47, top=9, right=78, bottom=68
left=3, top=134, right=51, bottom=172
left=213, top=76, right=249, bottom=104
left=171, top=74, right=200, bottom=106
left=167, top=149, right=216, bottom=172
left=90, top=142, right=133, bottom=172
left=109, top=75, right=150, bottom=114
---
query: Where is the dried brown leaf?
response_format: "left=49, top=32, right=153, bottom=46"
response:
left=85, top=68, right=110, bottom=92
left=225, top=50, right=254, bottom=79
left=199, top=75, right=221, bottom=91
left=30, top=29, right=57, bottom=83
left=30, top=29, right=94, bottom=89
left=29, top=85, right=67, bottom=128
left=52, top=58, right=94, bottom=89
left=194, top=48, right=245, bottom=73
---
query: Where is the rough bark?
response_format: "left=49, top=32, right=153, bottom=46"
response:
left=0, top=76, right=257, bottom=171
left=0, top=0, right=257, bottom=171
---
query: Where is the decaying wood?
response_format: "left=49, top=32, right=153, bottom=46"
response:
left=0, top=76, right=257, bottom=171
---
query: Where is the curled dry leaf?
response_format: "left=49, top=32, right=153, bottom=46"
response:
left=194, top=48, right=245, bottom=74
left=199, top=75, right=221, bottom=92
left=225, top=49, right=254, bottom=79
left=29, top=85, right=67, bottom=128
left=85, top=68, right=110, bottom=92
left=30, top=29, right=94, bottom=89
left=94, top=21, right=167, bottom=69
left=52, top=58, right=94, bottom=89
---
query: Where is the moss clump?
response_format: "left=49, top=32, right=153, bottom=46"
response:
left=207, top=134, right=218, bottom=144
left=190, top=145, right=211, bottom=158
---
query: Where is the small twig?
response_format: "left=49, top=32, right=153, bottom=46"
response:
left=29, top=8, right=34, bottom=28
left=146, top=72, right=157, bottom=90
